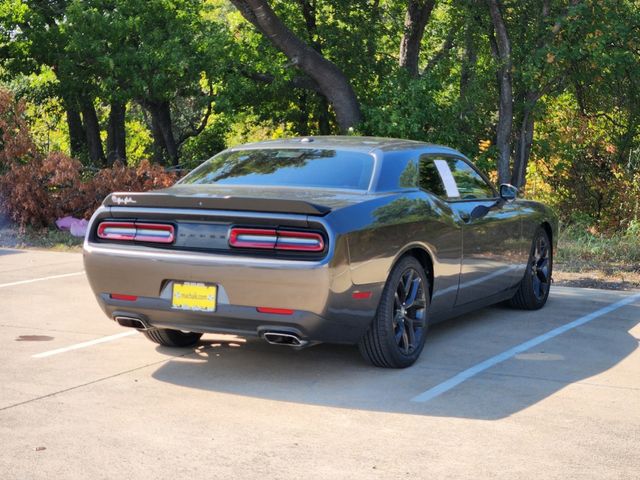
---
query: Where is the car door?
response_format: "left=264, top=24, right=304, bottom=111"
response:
left=419, top=154, right=524, bottom=306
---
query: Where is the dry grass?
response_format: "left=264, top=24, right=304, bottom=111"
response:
left=554, top=226, right=640, bottom=290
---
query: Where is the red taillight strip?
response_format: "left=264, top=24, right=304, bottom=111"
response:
left=229, top=227, right=324, bottom=252
left=256, top=307, right=294, bottom=315
left=110, top=294, right=138, bottom=301
left=352, top=291, right=372, bottom=300
left=97, top=221, right=175, bottom=244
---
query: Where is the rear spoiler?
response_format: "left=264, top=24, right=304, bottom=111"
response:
left=103, top=192, right=331, bottom=216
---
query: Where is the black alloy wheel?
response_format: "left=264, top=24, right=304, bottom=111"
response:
left=393, top=267, right=428, bottom=355
left=531, top=232, right=551, bottom=300
left=359, top=256, right=430, bottom=368
left=510, top=227, right=553, bottom=310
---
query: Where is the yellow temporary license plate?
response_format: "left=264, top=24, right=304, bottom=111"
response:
left=172, top=282, right=217, bottom=312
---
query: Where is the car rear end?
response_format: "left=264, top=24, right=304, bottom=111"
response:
left=83, top=144, right=382, bottom=345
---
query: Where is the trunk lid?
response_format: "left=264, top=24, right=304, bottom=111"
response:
left=103, top=185, right=376, bottom=216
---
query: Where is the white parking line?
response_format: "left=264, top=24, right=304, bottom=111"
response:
left=0, top=271, right=84, bottom=289
left=412, top=292, right=640, bottom=403
left=32, top=331, right=138, bottom=358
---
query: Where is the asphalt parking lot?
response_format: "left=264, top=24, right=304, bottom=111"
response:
left=1, top=248, right=639, bottom=479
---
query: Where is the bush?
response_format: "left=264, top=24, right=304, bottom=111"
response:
left=0, top=154, right=177, bottom=227
left=0, top=88, right=177, bottom=227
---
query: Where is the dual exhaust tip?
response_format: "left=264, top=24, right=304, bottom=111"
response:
left=114, top=316, right=150, bottom=330
left=115, top=316, right=309, bottom=348
left=262, top=332, right=308, bottom=348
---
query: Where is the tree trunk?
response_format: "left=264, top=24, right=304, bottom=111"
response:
left=150, top=114, right=167, bottom=165
left=65, top=107, right=86, bottom=159
left=81, top=101, right=105, bottom=165
left=230, top=0, right=361, bottom=132
left=512, top=108, right=535, bottom=188
left=296, top=91, right=310, bottom=136
left=106, top=102, right=126, bottom=165
left=459, top=18, right=477, bottom=104
left=317, top=96, right=331, bottom=135
left=147, top=100, right=178, bottom=166
left=297, top=0, right=332, bottom=134
left=459, top=16, right=478, bottom=133
left=399, top=0, right=436, bottom=77
left=487, top=0, right=513, bottom=185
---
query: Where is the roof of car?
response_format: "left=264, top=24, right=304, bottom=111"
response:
left=227, top=136, right=461, bottom=156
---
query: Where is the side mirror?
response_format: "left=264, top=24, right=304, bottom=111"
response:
left=499, top=183, right=518, bottom=201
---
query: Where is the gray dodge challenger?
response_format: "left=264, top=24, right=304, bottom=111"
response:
left=84, top=136, right=557, bottom=368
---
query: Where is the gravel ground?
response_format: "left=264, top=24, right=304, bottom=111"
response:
left=553, top=268, right=640, bottom=291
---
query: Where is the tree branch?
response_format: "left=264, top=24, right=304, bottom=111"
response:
left=422, top=25, right=455, bottom=74
left=230, top=0, right=361, bottom=131
left=237, top=68, right=321, bottom=93
left=177, top=83, right=216, bottom=148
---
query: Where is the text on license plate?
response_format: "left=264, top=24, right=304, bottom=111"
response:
left=172, top=282, right=217, bottom=312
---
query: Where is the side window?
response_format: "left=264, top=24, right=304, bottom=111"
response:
left=447, top=159, right=495, bottom=199
left=418, top=155, right=495, bottom=200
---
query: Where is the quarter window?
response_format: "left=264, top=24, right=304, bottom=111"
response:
left=418, top=157, right=447, bottom=197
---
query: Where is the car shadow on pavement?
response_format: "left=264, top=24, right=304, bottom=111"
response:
left=150, top=291, right=640, bottom=420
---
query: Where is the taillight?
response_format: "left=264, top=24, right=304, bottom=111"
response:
left=97, top=222, right=136, bottom=241
left=276, top=231, right=325, bottom=251
left=97, top=221, right=175, bottom=244
left=229, top=227, right=324, bottom=252
left=228, top=228, right=278, bottom=249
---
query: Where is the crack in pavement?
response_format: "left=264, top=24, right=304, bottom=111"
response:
left=0, top=346, right=213, bottom=413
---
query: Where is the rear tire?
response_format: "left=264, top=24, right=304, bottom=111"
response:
left=359, top=256, right=430, bottom=368
left=143, top=328, right=203, bottom=347
left=509, top=227, right=552, bottom=310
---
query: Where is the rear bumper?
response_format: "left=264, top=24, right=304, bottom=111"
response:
left=83, top=242, right=382, bottom=344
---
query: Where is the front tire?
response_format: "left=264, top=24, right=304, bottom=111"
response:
left=509, top=227, right=552, bottom=310
left=359, top=256, right=430, bottom=368
left=143, top=328, right=203, bottom=347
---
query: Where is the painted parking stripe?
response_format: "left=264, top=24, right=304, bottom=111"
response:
left=32, top=331, right=138, bottom=358
left=0, top=271, right=84, bottom=289
left=412, top=291, right=640, bottom=403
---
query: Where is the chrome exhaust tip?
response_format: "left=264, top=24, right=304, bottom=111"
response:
left=114, top=316, right=150, bottom=330
left=263, top=332, right=308, bottom=347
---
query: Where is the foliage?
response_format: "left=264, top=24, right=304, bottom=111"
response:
left=0, top=0, right=639, bottom=232
left=179, top=115, right=229, bottom=169
left=0, top=88, right=36, bottom=166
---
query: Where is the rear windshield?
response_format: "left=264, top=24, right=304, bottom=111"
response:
left=180, top=148, right=374, bottom=190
